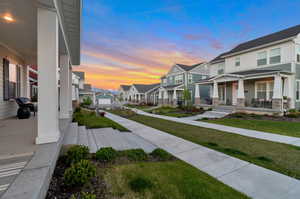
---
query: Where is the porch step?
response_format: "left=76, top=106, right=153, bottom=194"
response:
left=63, top=123, right=79, bottom=145
left=0, top=155, right=32, bottom=197
left=87, top=130, right=98, bottom=153
left=78, top=126, right=89, bottom=147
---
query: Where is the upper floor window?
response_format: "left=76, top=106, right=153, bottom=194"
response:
left=235, top=57, right=240, bottom=67
left=188, top=74, right=193, bottom=84
left=162, top=78, right=167, bottom=85
left=257, top=51, right=267, bottom=66
left=217, top=63, right=224, bottom=75
left=175, top=75, right=183, bottom=84
left=269, top=48, right=281, bottom=64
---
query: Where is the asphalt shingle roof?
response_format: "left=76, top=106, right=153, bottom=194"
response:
left=176, top=62, right=204, bottom=71
left=120, top=85, right=130, bottom=91
left=227, top=24, right=300, bottom=55
left=133, top=83, right=160, bottom=93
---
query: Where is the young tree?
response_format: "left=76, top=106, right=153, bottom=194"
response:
left=82, top=96, right=92, bottom=106
left=183, top=88, right=191, bottom=106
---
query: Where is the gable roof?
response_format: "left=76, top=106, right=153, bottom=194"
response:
left=176, top=62, right=205, bottom=71
left=209, top=52, right=228, bottom=64
left=133, top=83, right=160, bottom=93
left=120, top=85, right=130, bottom=91
left=73, top=71, right=85, bottom=80
left=226, top=24, right=300, bottom=55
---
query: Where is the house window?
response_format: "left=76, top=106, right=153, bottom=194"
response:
left=162, top=78, right=167, bottom=85
left=235, top=57, right=240, bottom=67
left=257, top=51, right=267, bottom=66
left=255, top=81, right=274, bottom=100
left=296, top=80, right=300, bottom=101
left=2, top=59, right=20, bottom=100
left=188, top=74, right=193, bottom=83
left=175, top=75, right=183, bottom=84
left=270, top=48, right=281, bottom=64
left=217, top=63, right=224, bottom=74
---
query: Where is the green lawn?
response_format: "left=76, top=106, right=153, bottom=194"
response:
left=203, top=118, right=300, bottom=138
left=104, top=160, right=249, bottom=199
left=73, top=109, right=129, bottom=131
left=110, top=110, right=300, bottom=179
left=125, top=104, right=154, bottom=111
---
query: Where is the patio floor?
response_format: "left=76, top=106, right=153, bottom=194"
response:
left=0, top=117, right=37, bottom=158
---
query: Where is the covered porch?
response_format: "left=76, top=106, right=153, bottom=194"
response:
left=158, top=85, right=184, bottom=106
left=195, top=70, right=294, bottom=114
left=0, top=0, right=81, bottom=158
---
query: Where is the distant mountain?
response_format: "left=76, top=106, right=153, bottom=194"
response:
left=92, top=87, right=119, bottom=95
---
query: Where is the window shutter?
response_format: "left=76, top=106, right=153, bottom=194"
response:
left=3, top=58, right=9, bottom=101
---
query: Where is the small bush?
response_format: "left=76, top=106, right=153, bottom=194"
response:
left=129, top=176, right=154, bottom=192
left=224, top=148, right=248, bottom=156
left=207, top=108, right=213, bottom=111
left=66, top=145, right=89, bottom=165
left=95, top=147, right=118, bottom=162
left=99, top=112, right=106, bottom=117
left=289, top=109, right=297, bottom=113
left=231, top=113, right=245, bottom=118
left=123, top=149, right=148, bottom=161
left=150, top=148, right=172, bottom=161
left=81, top=192, right=96, bottom=199
left=256, top=156, right=273, bottom=162
left=201, top=117, right=209, bottom=120
left=286, top=113, right=300, bottom=118
left=207, top=142, right=218, bottom=147
left=74, top=107, right=81, bottom=113
left=64, top=160, right=96, bottom=187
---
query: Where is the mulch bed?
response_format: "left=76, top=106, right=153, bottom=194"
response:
left=47, top=154, right=176, bottom=199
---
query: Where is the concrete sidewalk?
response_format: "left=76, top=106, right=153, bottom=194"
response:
left=105, top=111, right=300, bottom=199
left=132, top=108, right=300, bottom=147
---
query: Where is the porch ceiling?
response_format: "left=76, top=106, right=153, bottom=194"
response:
left=0, top=0, right=81, bottom=65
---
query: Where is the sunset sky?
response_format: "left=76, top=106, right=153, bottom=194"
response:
left=74, top=0, right=300, bottom=90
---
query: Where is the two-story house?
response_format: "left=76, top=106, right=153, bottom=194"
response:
left=158, top=62, right=209, bottom=106
left=118, top=85, right=131, bottom=101
left=195, top=24, right=300, bottom=114
left=128, top=83, right=160, bottom=103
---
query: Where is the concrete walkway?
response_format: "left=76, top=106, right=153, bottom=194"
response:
left=105, top=111, right=300, bottom=199
left=63, top=124, right=157, bottom=153
left=132, top=109, right=300, bottom=147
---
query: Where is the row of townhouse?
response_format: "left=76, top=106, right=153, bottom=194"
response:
left=122, top=24, right=300, bottom=114
left=119, top=83, right=161, bottom=104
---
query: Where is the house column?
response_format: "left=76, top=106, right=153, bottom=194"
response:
left=158, top=89, right=163, bottom=105
left=195, top=84, right=200, bottom=105
left=59, top=55, right=70, bottom=119
left=22, top=65, right=30, bottom=98
left=36, top=8, right=60, bottom=144
left=173, top=90, right=177, bottom=106
left=237, top=79, right=245, bottom=107
left=212, top=81, right=219, bottom=106
left=68, top=66, right=73, bottom=112
left=283, top=76, right=294, bottom=109
left=272, top=74, right=283, bottom=111
left=163, top=90, right=168, bottom=105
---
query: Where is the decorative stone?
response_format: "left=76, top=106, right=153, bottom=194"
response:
left=272, top=98, right=283, bottom=110
left=237, top=98, right=245, bottom=107
left=212, top=98, right=219, bottom=106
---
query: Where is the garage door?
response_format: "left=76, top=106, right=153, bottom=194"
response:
left=98, top=98, right=111, bottom=105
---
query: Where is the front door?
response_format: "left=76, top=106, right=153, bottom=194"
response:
left=218, top=85, right=226, bottom=104
left=232, top=82, right=238, bottom=105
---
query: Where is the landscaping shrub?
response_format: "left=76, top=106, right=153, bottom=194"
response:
left=64, top=160, right=96, bottom=187
left=286, top=112, right=300, bottom=118
left=224, top=148, right=248, bottom=156
left=70, top=192, right=96, bottom=199
left=99, top=112, right=106, bottom=117
left=129, top=176, right=154, bottom=192
left=230, top=112, right=245, bottom=118
left=207, top=142, right=218, bottom=147
left=66, top=145, right=89, bottom=165
left=74, top=107, right=81, bottom=113
left=123, top=149, right=148, bottom=161
left=207, top=108, right=213, bottom=111
left=95, top=147, right=118, bottom=162
left=150, top=148, right=172, bottom=161
left=256, top=156, right=273, bottom=162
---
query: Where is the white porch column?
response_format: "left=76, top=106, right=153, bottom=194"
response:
left=22, top=65, right=30, bottom=98
left=195, top=84, right=200, bottom=105
left=59, top=55, right=70, bottom=119
left=173, top=89, right=177, bottom=106
left=163, top=90, right=168, bottom=105
left=36, top=8, right=60, bottom=144
left=158, top=89, right=163, bottom=105
left=68, top=66, right=73, bottom=112
left=272, top=74, right=283, bottom=110
left=212, top=81, right=219, bottom=106
left=283, top=76, right=294, bottom=109
left=237, top=79, right=245, bottom=107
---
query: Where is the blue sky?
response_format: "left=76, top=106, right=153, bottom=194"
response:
left=76, top=0, right=300, bottom=89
